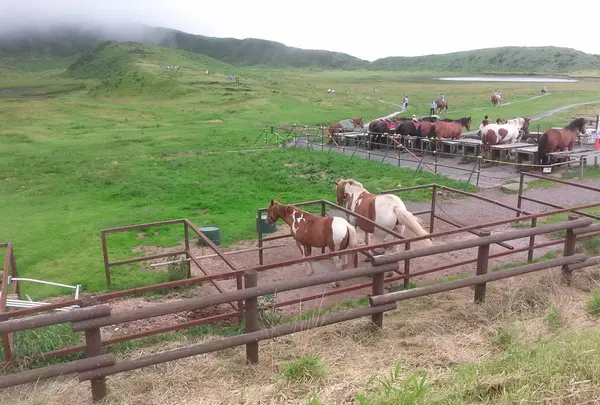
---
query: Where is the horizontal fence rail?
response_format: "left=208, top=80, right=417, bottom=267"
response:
left=77, top=303, right=397, bottom=382
left=370, top=254, right=587, bottom=306
left=372, top=217, right=592, bottom=266
left=72, top=262, right=399, bottom=332
left=0, top=355, right=115, bottom=390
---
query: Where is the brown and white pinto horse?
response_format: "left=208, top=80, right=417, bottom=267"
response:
left=335, top=179, right=432, bottom=258
left=538, top=118, right=587, bottom=165
left=266, top=199, right=358, bottom=280
left=432, top=117, right=471, bottom=139
left=491, top=93, right=503, bottom=106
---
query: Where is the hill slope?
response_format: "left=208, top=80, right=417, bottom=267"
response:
left=370, top=46, right=600, bottom=74
left=65, top=41, right=240, bottom=97
left=2, top=23, right=600, bottom=73
left=0, top=24, right=368, bottom=70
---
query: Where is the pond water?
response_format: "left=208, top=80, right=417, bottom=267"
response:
left=438, top=76, right=577, bottom=83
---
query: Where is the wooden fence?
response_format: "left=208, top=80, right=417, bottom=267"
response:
left=4, top=176, right=600, bottom=365
left=0, top=216, right=598, bottom=401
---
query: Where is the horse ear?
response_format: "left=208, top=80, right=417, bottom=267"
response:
left=270, top=199, right=274, bottom=205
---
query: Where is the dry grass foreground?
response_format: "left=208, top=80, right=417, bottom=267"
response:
left=3, top=266, right=600, bottom=405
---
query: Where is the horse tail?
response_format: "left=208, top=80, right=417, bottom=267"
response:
left=394, top=205, right=433, bottom=245
left=344, top=223, right=358, bottom=267
left=538, top=133, right=549, bottom=165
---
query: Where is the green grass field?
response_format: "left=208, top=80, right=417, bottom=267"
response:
left=2, top=42, right=600, bottom=299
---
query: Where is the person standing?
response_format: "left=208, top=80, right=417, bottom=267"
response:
left=430, top=101, right=436, bottom=116
left=403, top=96, right=409, bottom=109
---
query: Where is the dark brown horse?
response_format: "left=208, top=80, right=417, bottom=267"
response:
left=538, top=118, right=587, bottom=165
left=436, top=99, right=449, bottom=113
left=368, top=119, right=390, bottom=149
left=432, top=117, right=471, bottom=139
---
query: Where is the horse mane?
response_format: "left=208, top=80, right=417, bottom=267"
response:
left=566, top=117, right=586, bottom=131
left=335, top=179, right=364, bottom=203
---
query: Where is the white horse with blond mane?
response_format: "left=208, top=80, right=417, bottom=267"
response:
left=335, top=179, right=433, bottom=256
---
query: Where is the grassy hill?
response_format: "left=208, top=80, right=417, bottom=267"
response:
left=370, top=46, right=600, bottom=74
left=63, top=41, right=244, bottom=97
left=0, top=24, right=368, bottom=70
left=3, top=24, right=600, bottom=74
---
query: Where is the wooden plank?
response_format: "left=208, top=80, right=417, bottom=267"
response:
left=489, top=143, right=531, bottom=150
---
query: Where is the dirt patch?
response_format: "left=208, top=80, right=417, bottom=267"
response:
left=201, top=119, right=224, bottom=124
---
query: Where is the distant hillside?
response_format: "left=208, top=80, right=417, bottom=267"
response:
left=65, top=41, right=240, bottom=97
left=370, top=46, right=600, bottom=74
left=2, top=23, right=600, bottom=73
left=0, top=24, right=368, bottom=70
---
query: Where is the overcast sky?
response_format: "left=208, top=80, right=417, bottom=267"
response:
left=1, top=0, right=598, bottom=61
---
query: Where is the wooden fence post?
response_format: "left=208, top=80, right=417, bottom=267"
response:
left=429, top=185, right=436, bottom=234
left=474, top=230, right=491, bottom=303
left=562, top=215, right=578, bottom=284
left=244, top=270, right=259, bottom=364
left=84, top=326, right=107, bottom=401
left=403, top=242, right=411, bottom=288
left=527, top=217, right=537, bottom=262
left=371, top=272, right=385, bottom=328
left=183, top=221, right=191, bottom=278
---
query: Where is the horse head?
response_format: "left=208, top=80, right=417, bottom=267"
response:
left=522, top=118, right=531, bottom=134
left=266, top=199, right=282, bottom=224
left=461, top=117, right=472, bottom=131
left=568, top=117, right=587, bottom=134
left=334, top=179, right=364, bottom=206
left=353, top=117, right=364, bottom=128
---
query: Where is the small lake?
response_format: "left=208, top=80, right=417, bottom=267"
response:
left=438, top=76, right=577, bottom=83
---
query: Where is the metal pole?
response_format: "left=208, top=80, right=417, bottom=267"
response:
left=429, top=185, right=436, bottom=234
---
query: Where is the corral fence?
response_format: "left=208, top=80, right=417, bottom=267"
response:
left=0, top=215, right=598, bottom=401
left=3, top=175, right=600, bottom=400
left=3, top=177, right=600, bottom=364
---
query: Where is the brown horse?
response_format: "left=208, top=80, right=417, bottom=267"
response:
left=266, top=199, right=358, bottom=281
left=327, top=117, right=364, bottom=143
left=418, top=121, right=435, bottom=138
left=436, top=99, right=448, bottom=113
left=368, top=119, right=391, bottom=149
left=432, top=117, right=471, bottom=139
left=538, top=118, right=587, bottom=165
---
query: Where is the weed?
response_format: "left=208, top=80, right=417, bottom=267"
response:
left=282, top=355, right=326, bottom=383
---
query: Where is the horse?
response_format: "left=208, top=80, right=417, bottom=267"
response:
left=480, top=118, right=530, bottom=157
left=266, top=199, right=358, bottom=283
left=396, top=118, right=420, bottom=137
left=418, top=121, right=436, bottom=138
left=432, top=117, right=471, bottom=139
left=420, top=116, right=439, bottom=123
left=436, top=99, right=449, bottom=113
left=491, top=93, right=502, bottom=106
left=334, top=179, right=433, bottom=264
left=538, top=118, right=587, bottom=165
left=368, top=119, right=390, bottom=149
left=327, top=117, right=363, bottom=144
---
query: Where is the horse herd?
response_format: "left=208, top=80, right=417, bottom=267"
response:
left=266, top=179, right=432, bottom=284
left=326, top=115, right=588, bottom=165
